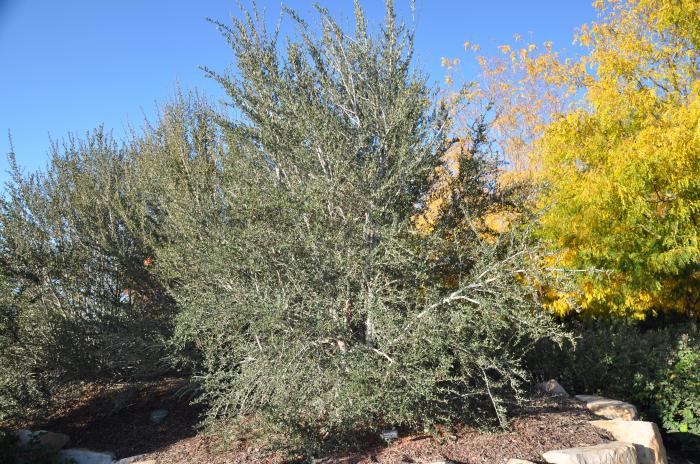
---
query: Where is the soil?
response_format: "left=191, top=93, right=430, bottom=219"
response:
left=12, top=378, right=203, bottom=459
left=320, top=398, right=612, bottom=464
left=8, top=379, right=695, bottom=464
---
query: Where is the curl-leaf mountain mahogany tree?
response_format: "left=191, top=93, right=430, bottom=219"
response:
left=145, top=1, right=566, bottom=453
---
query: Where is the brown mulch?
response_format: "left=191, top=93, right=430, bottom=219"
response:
left=12, top=378, right=204, bottom=459
left=322, top=397, right=613, bottom=464
left=9, top=380, right=692, bottom=464
left=118, top=393, right=613, bottom=463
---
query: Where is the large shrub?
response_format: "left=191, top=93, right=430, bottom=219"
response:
left=142, top=2, right=568, bottom=455
left=0, top=132, right=174, bottom=421
left=0, top=274, right=49, bottom=421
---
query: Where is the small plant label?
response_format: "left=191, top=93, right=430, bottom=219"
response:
left=380, top=429, right=398, bottom=442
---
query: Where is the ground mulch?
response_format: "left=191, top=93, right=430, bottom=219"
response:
left=319, top=397, right=612, bottom=464
left=9, top=380, right=693, bottom=463
left=11, top=378, right=204, bottom=459
left=107, top=393, right=613, bottom=463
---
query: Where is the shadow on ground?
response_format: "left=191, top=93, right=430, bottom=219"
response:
left=26, top=378, right=203, bottom=459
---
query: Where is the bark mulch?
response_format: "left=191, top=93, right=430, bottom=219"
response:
left=12, top=378, right=203, bottom=459
left=11, top=380, right=692, bottom=463
left=318, top=396, right=612, bottom=464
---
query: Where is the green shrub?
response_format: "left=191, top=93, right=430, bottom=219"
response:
left=0, top=131, right=175, bottom=422
left=528, top=322, right=700, bottom=455
left=529, top=323, right=672, bottom=399
left=0, top=272, right=52, bottom=422
left=644, top=334, right=700, bottom=454
left=140, top=2, right=569, bottom=456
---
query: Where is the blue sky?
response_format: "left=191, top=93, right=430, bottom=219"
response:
left=0, top=1, right=596, bottom=185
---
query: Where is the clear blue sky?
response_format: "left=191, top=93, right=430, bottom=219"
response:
left=0, top=1, right=596, bottom=185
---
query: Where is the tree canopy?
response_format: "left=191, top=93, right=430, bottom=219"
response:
left=442, top=0, right=700, bottom=319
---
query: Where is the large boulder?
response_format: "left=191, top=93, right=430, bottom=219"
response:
left=542, top=441, right=637, bottom=464
left=56, top=448, right=116, bottom=464
left=575, top=395, right=638, bottom=421
left=590, top=420, right=667, bottom=464
left=536, top=379, right=569, bottom=397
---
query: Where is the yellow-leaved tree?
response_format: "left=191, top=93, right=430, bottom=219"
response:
left=441, top=0, right=700, bottom=319
left=537, top=0, right=700, bottom=319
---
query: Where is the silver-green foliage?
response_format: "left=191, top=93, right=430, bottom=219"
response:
left=0, top=133, right=173, bottom=420
left=142, top=1, right=568, bottom=453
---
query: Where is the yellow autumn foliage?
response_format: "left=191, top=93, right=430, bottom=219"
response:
left=444, top=0, right=700, bottom=319
left=536, top=0, right=700, bottom=319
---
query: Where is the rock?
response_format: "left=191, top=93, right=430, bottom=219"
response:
left=508, top=460, right=537, bottom=464
left=56, top=448, right=116, bottom=464
left=590, top=420, right=667, bottom=464
left=536, top=379, right=569, bottom=397
left=575, top=395, right=638, bottom=421
left=115, top=456, right=155, bottom=464
left=149, top=408, right=169, bottom=424
left=115, top=455, right=154, bottom=464
left=15, top=429, right=70, bottom=450
left=15, top=429, right=70, bottom=462
left=542, top=442, right=637, bottom=464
